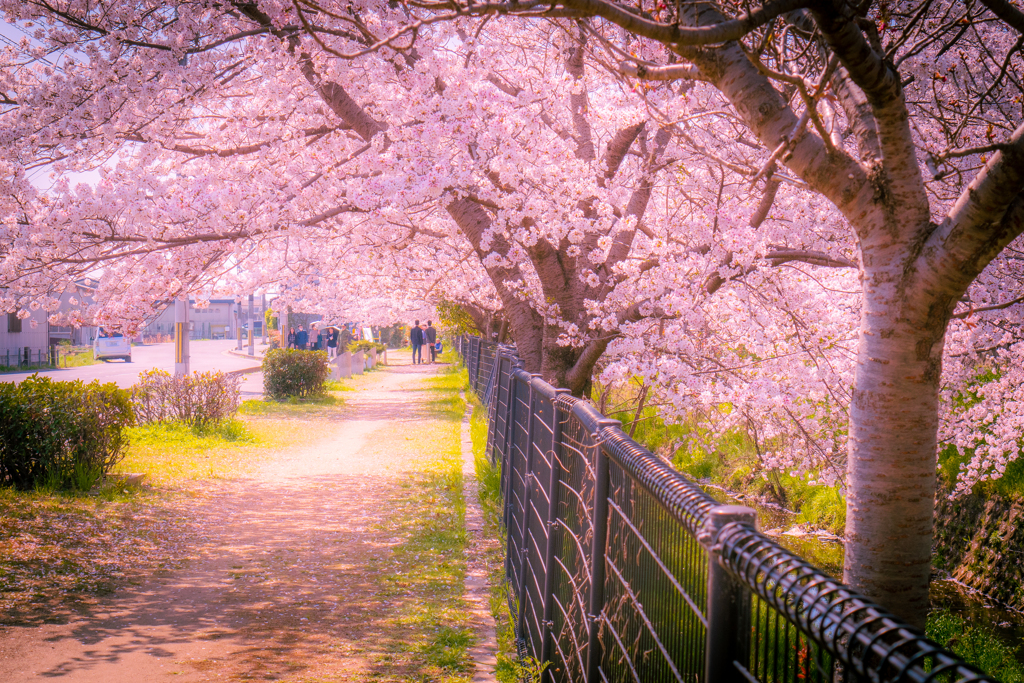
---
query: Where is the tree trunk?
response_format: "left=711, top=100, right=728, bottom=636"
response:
left=843, top=265, right=954, bottom=627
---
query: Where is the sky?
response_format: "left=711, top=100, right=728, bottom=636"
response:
left=1, top=20, right=102, bottom=190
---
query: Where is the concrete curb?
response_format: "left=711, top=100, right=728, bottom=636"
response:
left=460, top=395, right=499, bottom=681
left=226, top=348, right=266, bottom=360
left=226, top=364, right=262, bottom=376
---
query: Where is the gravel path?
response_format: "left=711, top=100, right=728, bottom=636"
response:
left=0, top=360, right=467, bottom=682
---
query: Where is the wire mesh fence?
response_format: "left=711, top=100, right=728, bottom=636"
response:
left=456, top=335, right=998, bottom=683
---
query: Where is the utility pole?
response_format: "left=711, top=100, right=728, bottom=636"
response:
left=283, top=305, right=290, bottom=347
left=248, top=293, right=255, bottom=356
left=235, top=297, right=243, bottom=351
left=174, top=296, right=190, bottom=376
left=261, top=293, right=268, bottom=345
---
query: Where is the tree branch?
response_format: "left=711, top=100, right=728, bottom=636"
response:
left=765, top=249, right=857, bottom=268
left=978, top=0, right=1024, bottom=35
left=924, top=123, right=1024, bottom=293
left=556, top=0, right=809, bottom=47
left=619, top=62, right=704, bottom=81
left=952, top=295, right=1024, bottom=320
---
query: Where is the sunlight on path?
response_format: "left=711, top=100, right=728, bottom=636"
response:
left=0, top=362, right=470, bottom=683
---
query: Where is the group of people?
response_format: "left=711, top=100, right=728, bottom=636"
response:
left=286, top=324, right=345, bottom=358
left=410, top=320, right=438, bottom=364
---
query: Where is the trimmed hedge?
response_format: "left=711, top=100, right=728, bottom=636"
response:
left=0, top=376, right=134, bottom=491
left=131, top=369, right=241, bottom=429
left=262, top=348, right=329, bottom=399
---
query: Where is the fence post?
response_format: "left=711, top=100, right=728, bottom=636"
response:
left=585, top=421, right=619, bottom=683
left=501, top=370, right=520, bottom=529
left=702, top=505, right=757, bottom=683
left=515, top=375, right=543, bottom=641
left=469, top=338, right=477, bottom=389
left=540, top=389, right=571, bottom=682
left=486, top=350, right=504, bottom=464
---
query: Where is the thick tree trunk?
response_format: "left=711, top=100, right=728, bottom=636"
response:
left=843, top=262, right=954, bottom=627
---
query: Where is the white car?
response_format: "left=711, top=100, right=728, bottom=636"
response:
left=93, top=330, right=132, bottom=362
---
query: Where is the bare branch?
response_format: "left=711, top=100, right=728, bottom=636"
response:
left=978, top=0, right=1024, bottom=35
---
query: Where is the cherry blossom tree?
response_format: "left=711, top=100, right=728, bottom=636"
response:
left=4, top=0, right=1024, bottom=626
left=439, top=0, right=1024, bottom=626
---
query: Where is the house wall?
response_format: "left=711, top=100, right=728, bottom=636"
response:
left=0, top=307, right=51, bottom=365
left=141, top=299, right=249, bottom=339
left=51, top=283, right=98, bottom=346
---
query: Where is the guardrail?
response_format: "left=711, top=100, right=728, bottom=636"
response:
left=457, top=335, right=996, bottom=683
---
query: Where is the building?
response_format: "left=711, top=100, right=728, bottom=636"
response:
left=140, top=298, right=262, bottom=340
left=49, top=278, right=99, bottom=347
left=0, top=307, right=51, bottom=367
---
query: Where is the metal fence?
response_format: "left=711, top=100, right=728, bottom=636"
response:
left=0, top=346, right=58, bottom=370
left=457, top=335, right=997, bottom=683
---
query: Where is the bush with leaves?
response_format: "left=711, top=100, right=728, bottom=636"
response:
left=0, top=376, right=134, bottom=491
left=131, top=369, right=241, bottom=429
left=262, top=349, right=329, bottom=399
left=347, top=340, right=386, bottom=354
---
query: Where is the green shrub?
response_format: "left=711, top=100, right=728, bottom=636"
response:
left=131, top=369, right=240, bottom=429
left=347, top=339, right=386, bottom=354
left=262, top=348, right=329, bottom=399
left=0, top=375, right=134, bottom=491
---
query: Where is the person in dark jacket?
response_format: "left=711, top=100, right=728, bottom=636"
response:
left=327, top=327, right=339, bottom=358
left=424, top=321, right=438, bottom=364
left=410, top=320, right=423, bottom=364
left=295, top=325, right=308, bottom=350
left=287, top=327, right=296, bottom=349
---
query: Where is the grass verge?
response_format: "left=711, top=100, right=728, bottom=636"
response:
left=464, top=382, right=547, bottom=683
left=61, top=348, right=99, bottom=368
left=364, top=367, right=475, bottom=681
left=117, top=418, right=263, bottom=483
left=602, top=388, right=846, bottom=535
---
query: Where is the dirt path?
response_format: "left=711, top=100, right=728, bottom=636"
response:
left=0, top=361, right=469, bottom=682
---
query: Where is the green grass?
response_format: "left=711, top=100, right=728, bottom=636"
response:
left=465, top=383, right=546, bottom=683
left=940, top=441, right=1024, bottom=499
left=128, top=418, right=258, bottom=450
left=604, top=390, right=847, bottom=535
left=365, top=370, right=475, bottom=681
left=61, top=349, right=99, bottom=368
left=238, top=394, right=343, bottom=415
left=324, top=378, right=354, bottom=392
left=927, top=609, right=1024, bottom=681
left=118, top=418, right=264, bottom=483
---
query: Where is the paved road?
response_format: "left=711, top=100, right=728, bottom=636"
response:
left=0, top=340, right=264, bottom=389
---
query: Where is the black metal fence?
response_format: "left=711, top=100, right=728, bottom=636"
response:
left=457, top=335, right=997, bottom=683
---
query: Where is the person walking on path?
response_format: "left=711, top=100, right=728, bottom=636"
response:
left=410, top=320, right=423, bottom=364
left=296, top=325, right=308, bottom=350
left=287, top=327, right=296, bottom=349
left=424, top=321, right=438, bottom=364
left=327, top=326, right=339, bottom=359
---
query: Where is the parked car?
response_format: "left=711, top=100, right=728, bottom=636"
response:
left=93, top=328, right=132, bottom=362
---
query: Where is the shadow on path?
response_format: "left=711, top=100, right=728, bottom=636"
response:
left=0, top=362, right=456, bottom=682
